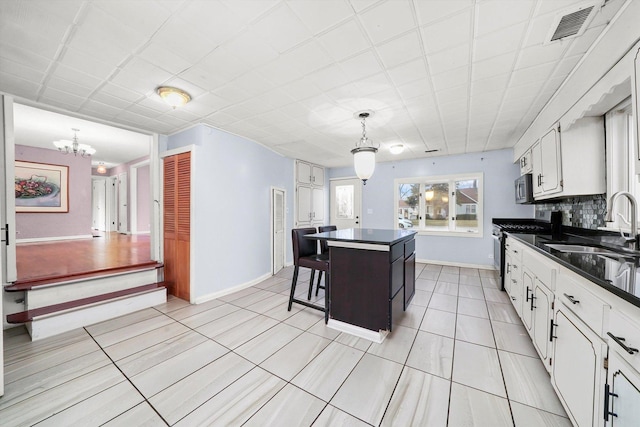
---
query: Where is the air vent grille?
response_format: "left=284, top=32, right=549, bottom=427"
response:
left=550, top=6, right=594, bottom=41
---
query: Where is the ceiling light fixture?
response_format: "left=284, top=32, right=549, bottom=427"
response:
left=351, top=110, right=379, bottom=185
left=157, top=86, right=191, bottom=108
left=96, top=162, right=107, bottom=174
left=390, top=144, right=404, bottom=155
left=53, top=128, right=95, bottom=157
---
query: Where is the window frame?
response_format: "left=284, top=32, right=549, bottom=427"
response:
left=394, top=173, right=484, bottom=238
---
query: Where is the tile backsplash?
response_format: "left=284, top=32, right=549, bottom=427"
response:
left=535, top=194, right=607, bottom=229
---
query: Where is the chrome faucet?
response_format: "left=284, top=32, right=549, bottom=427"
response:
left=606, top=191, right=639, bottom=250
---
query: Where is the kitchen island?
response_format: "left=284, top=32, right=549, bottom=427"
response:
left=307, top=228, right=416, bottom=342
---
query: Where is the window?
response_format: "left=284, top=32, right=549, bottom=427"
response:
left=395, top=173, right=483, bottom=236
left=605, top=98, right=636, bottom=231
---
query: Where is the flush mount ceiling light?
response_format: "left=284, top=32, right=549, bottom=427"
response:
left=156, top=86, right=191, bottom=108
left=390, top=144, right=404, bottom=155
left=96, top=162, right=107, bottom=174
left=53, top=128, right=95, bottom=157
left=351, top=110, right=379, bottom=185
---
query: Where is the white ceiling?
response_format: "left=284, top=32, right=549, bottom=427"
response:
left=0, top=0, right=626, bottom=168
left=13, top=103, right=150, bottom=168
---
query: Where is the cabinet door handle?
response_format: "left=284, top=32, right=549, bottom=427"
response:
left=525, top=286, right=531, bottom=302
left=530, top=293, right=537, bottom=310
left=506, top=263, right=511, bottom=274
left=604, top=384, right=619, bottom=421
left=549, top=320, right=558, bottom=342
left=563, top=293, right=580, bottom=304
left=607, top=332, right=639, bottom=355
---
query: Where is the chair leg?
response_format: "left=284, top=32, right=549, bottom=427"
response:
left=325, top=270, right=330, bottom=324
left=316, top=271, right=323, bottom=296
left=287, top=266, right=300, bottom=311
left=308, top=270, right=316, bottom=300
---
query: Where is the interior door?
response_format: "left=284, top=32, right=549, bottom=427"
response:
left=330, top=178, right=362, bottom=229
left=92, top=179, right=106, bottom=231
left=272, top=188, right=285, bottom=275
left=163, top=152, right=191, bottom=301
left=118, top=172, right=128, bottom=233
left=0, top=95, right=17, bottom=397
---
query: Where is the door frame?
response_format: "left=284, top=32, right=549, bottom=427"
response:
left=330, top=176, right=363, bottom=229
left=117, top=172, right=128, bottom=234
left=91, top=177, right=107, bottom=231
left=270, top=186, right=286, bottom=275
left=160, top=144, right=196, bottom=303
left=130, top=159, right=150, bottom=235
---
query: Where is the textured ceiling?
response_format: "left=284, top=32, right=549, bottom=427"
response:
left=0, top=0, right=625, bottom=168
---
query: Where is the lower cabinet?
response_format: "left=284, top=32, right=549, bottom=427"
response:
left=522, top=267, right=535, bottom=331
left=606, top=352, right=640, bottom=426
left=551, top=303, right=607, bottom=427
left=404, top=252, right=415, bottom=307
left=532, top=279, right=554, bottom=370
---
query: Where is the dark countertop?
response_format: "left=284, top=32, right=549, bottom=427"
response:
left=507, top=231, right=640, bottom=308
left=306, top=228, right=417, bottom=245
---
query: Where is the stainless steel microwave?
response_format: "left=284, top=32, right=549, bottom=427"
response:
left=515, top=173, right=534, bottom=204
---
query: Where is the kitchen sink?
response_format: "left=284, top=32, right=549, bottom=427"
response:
left=544, top=243, right=626, bottom=257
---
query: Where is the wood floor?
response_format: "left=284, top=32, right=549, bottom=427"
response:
left=16, top=232, right=152, bottom=282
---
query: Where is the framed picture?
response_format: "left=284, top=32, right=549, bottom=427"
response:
left=15, top=161, right=69, bottom=213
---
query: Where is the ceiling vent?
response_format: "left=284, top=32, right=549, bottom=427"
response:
left=545, top=3, right=599, bottom=44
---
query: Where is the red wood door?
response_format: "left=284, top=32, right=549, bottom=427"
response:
left=163, top=152, right=190, bottom=301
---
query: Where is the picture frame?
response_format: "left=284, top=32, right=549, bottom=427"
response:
left=15, top=160, right=69, bottom=213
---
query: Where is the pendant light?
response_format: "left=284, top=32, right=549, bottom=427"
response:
left=351, top=111, right=378, bottom=185
left=53, top=128, right=95, bottom=157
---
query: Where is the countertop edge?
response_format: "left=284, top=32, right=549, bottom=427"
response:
left=506, top=232, right=640, bottom=310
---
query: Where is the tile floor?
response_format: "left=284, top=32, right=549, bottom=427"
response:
left=1, top=263, right=572, bottom=426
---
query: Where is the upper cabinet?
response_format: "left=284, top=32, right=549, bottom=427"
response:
left=634, top=44, right=640, bottom=174
left=295, top=160, right=325, bottom=227
left=532, top=117, right=605, bottom=201
left=519, top=149, right=532, bottom=175
left=297, top=161, right=324, bottom=187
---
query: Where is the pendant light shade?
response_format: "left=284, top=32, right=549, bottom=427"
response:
left=351, top=111, right=378, bottom=185
left=351, top=147, right=377, bottom=183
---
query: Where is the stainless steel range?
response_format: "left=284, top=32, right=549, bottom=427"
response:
left=492, top=211, right=562, bottom=291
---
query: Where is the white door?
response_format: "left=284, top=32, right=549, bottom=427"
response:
left=330, top=178, right=362, bottom=230
left=272, top=188, right=285, bottom=274
left=0, top=95, right=17, bottom=396
left=92, top=179, right=106, bottom=231
left=107, top=176, right=118, bottom=231
left=118, top=172, right=128, bottom=233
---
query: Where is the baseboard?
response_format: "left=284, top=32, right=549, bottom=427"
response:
left=327, top=319, right=388, bottom=344
left=193, top=272, right=272, bottom=304
left=416, top=258, right=496, bottom=270
left=16, top=234, right=94, bottom=243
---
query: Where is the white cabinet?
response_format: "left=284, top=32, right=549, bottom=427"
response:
left=505, top=237, right=524, bottom=317
left=295, top=160, right=325, bottom=227
left=520, top=246, right=557, bottom=371
left=552, top=303, right=607, bottom=427
left=606, top=352, right=640, bottom=426
left=297, top=160, right=324, bottom=186
left=532, top=117, right=605, bottom=201
left=532, top=125, right=561, bottom=197
left=519, top=148, right=532, bottom=175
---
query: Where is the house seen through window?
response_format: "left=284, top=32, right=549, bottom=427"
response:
left=396, top=173, right=483, bottom=236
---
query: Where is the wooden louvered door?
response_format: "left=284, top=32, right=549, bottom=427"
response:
left=163, top=152, right=191, bottom=301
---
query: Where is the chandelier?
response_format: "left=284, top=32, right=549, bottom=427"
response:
left=53, top=128, right=95, bottom=157
left=351, top=111, right=379, bottom=185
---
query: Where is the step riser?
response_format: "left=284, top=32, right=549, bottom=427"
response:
left=25, top=269, right=160, bottom=309
left=26, top=288, right=167, bottom=341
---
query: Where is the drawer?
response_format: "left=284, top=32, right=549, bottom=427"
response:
left=608, top=309, right=640, bottom=372
left=390, top=242, right=403, bottom=262
left=556, top=272, right=610, bottom=336
left=506, top=238, right=525, bottom=261
left=523, top=247, right=557, bottom=290
left=404, top=238, right=415, bottom=258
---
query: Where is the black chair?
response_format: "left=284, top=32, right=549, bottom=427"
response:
left=314, top=225, right=337, bottom=296
left=288, top=228, right=329, bottom=322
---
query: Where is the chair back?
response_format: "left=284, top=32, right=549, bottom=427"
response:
left=318, top=225, right=337, bottom=254
left=292, top=228, right=318, bottom=264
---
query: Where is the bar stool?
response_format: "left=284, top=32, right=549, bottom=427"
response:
left=288, top=227, right=329, bottom=323
left=313, top=225, right=337, bottom=297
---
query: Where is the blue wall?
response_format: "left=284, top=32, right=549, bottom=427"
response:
left=329, top=149, right=533, bottom=267
left=166, top=125, right=294, bottom=299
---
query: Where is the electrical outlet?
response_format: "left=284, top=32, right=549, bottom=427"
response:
left=488, top=254, right=494, bottom=259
